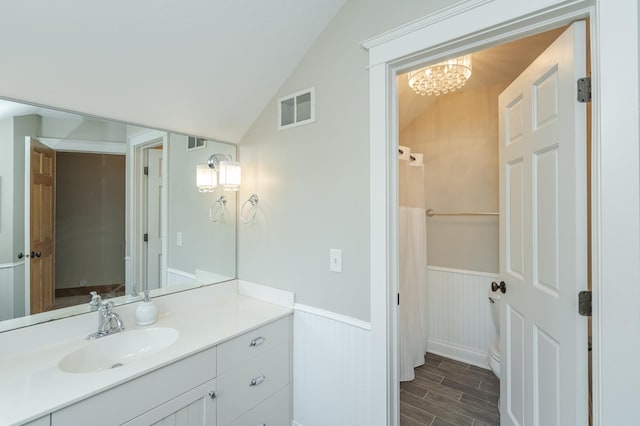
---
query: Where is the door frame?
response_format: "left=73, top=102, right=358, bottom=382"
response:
left=127, top=130, right=168, bottom=296
left=363, top=1, right=639, bottom=425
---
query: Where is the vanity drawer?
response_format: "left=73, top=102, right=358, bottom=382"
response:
left=228, top=385, right=290, bottom=426
left=52, top=347, right=217, bottom=426
left=217, top=317, right=290, bottom=374
left=217, top=342, right=290, bottom=425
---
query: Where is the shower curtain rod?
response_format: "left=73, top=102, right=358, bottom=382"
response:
left=426, top=208, right=499, bottom=217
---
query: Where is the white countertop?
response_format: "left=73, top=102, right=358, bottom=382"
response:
left=0, top=281, right=293, bottom=426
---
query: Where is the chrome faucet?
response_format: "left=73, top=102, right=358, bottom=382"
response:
left=87, top=301, right=125, bottom=340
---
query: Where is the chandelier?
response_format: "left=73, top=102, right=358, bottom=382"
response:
left=408, top=55, right=472, bottom=96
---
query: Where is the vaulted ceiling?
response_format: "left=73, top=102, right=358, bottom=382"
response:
left=0, top=0, right=347, bottom=143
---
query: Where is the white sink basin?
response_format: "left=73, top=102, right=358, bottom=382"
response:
left=59, top=327, right=179, bottom=373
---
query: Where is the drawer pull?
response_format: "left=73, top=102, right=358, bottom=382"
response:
left=208, top=390, right=217, bottom=399
left=250, top=375, right=266, bottom=386
left=250, top=336, right=266, bottom=347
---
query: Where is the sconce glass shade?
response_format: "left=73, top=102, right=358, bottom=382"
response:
left=219, top=160, right=241, bottom=191
left=196, top=164, right=217, bottom=192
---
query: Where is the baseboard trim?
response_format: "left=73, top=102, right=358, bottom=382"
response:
left=428, top=338, right=491, bottom=370
left=294, top=303, right=371, bottom=330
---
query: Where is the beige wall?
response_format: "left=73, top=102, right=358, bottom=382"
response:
left=55, top=152, right=125, bottom=289
left=238, top=0, right=453, bottom=321
left=400, top=83, right=506, bottom=274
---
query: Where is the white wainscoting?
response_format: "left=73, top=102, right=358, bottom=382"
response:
left=292, top=307, right=372, bottom=426
left=166, top=268, right=196, bottom=287
left=426, top=266, right=498, bottom=368
left=0, top=261, right=25, bottom=321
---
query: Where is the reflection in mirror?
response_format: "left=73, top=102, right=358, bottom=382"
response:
left=0, top=98, right=237, bottom=332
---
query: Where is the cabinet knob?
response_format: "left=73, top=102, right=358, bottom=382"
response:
left=208, top=390, right=217, bottom=399
left=250, top=336, right=266, bottom=347
left=250, top=375, right=266, bottom=386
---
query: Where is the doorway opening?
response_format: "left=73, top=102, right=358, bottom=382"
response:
left=54, top=151, right=126, bottom=308
left=131, top=136, right=166, bottom=296
left=26, top=137, right=127, bottom=314
left=395, top=23, right=591, bottom=426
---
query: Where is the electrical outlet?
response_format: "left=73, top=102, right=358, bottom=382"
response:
left=329, top=249, right=342, bottom=272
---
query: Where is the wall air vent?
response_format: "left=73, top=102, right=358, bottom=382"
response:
left=187, top=136, right=206, bottom=151
left=278, top=87, right=315, bottom=130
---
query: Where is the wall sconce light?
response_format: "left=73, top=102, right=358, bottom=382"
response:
left=196, top=164, right=217, bottom=192
left=219, top=160, right=241, bottom=191
left=197, top=153, right=242, bottom=192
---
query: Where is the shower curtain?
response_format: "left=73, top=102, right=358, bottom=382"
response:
left=398, top=148, right=428, bottom=382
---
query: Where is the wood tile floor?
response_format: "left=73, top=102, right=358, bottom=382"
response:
left=400, top=352, right=500, bottom=426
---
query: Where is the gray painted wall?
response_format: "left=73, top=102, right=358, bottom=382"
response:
left=167, top=135, right=236, bottom=281
left=238, top=0, right=453, bottom=321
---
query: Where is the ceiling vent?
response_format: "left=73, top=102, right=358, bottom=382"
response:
left=278, top=87, right=315, bottom=130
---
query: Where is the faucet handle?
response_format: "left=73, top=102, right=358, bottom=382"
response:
left=89, top=291, right=102, bottom=310
left=99, top=300, right=115, bottom=313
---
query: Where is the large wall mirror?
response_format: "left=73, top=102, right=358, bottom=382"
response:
left=0, top=98, right=237, bottom=332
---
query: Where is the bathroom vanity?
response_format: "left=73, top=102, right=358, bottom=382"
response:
left=0, top=282, right=293, bottom=426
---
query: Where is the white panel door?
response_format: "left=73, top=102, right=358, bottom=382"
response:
left=499, top=21, right=588, bottom=426
left=146, top=148, right=163, bottom=290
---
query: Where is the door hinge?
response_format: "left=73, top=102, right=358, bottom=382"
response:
left=577, top=77, right=591, bottom=103
left=144, top=166, right=149, bottom=175
left=143, top=233, right=148, bottom=242
left=578, top=290, right=592, bottom=317
left=397, top=293, right=400, bottom=306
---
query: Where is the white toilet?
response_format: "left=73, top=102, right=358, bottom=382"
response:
left=488, top=288, right=501, bottom=379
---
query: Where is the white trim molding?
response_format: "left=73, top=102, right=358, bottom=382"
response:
left=427, top=265, right=499, bottom=279
left=294, top=303, right=371, bottom=330
left=0, top=260, right=25, bottom=269
left=361, top=0, right=494, bottom=50
left=38, top=137, right=126, bottom=155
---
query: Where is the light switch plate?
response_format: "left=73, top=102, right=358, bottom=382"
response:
left=176, top=232, right=183, bottom=247
left=329, top=248, right=342, bottom=273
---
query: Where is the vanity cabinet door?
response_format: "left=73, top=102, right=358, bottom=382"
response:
left=123, top=378, right=217, bottom=426
left=227, top=385, right=290, bottom=426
